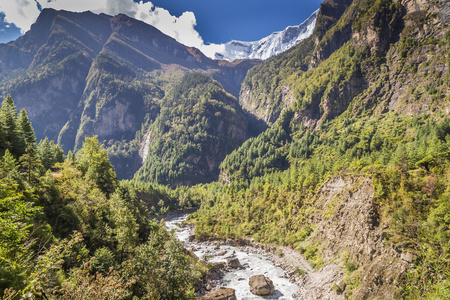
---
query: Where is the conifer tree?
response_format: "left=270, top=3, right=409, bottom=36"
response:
left=17, top=108, right=36, bottom=149
left=0, top=118, right=5, bottom=154
left=51, top=141, right=65, bottom=165
left=0, top=149, right=19, bottom=180
left=0, top=95, right=26, bottom=157
left=38, top=137, right=54, bottom=169
left=19, top=145, right=42, bottom=183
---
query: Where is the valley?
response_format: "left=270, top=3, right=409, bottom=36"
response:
left=0, top=0, right=450, bottom=299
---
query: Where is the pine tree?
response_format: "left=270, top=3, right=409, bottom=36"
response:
left=38, top=137, right=54, bottom=169
left=19, top=145, right=42, bottom=183
left=1, top=95, right=26, bottom=157
left=0, top=118, right=6, bottom=154
left=0, top=149, right=19, bottom=180
left=17, top=108, right=36, bottom=149
left=51, top=141, right=65, bottom=165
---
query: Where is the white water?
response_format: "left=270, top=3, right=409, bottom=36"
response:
left=164, top=214, right=300, bottom=299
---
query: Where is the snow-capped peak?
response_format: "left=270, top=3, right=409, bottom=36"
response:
left=212, top=9, right=318, bottom=62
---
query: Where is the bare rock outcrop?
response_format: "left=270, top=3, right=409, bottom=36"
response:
left=298, top=176, right=408, bottom=299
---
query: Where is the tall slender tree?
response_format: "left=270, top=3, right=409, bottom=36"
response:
left=76, top=136, right=118, bottom=196
left=38, top=137, right=54, bottom=169
left=19, top=145, right=42, bottom=183
left=17, top=108, right=36, bottom=149
left=0, top=95, right=26, bottom=157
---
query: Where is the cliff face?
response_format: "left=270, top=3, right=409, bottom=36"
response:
left=0, top=9, right=260, bottom=179
left=238, top=0, right=449, bottom=127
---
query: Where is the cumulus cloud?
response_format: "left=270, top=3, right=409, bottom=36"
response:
left=0, top=0, right=223, bottom=58
left=0, top=0, right=41, bottom=34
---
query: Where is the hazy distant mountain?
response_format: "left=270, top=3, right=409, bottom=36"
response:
left=213, top=10, right=318, bottom=61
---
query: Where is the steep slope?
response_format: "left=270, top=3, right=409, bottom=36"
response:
left=193, top=0, right=450, bottom=298
left=0, top=9, right=260, bottom=179
left=214, top=10, right=318, bottom=61
left=133, top=73, right=250, bottom=186
left=239, top=0, right=449, bottom=126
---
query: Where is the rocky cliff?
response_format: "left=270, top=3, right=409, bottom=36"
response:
left=0, top=9, right=260, bottom=179
left=238, top=0, right=449, bottom=126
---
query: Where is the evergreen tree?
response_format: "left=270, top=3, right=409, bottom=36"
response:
left=37, top=138, right=65, bottom=169
left=19, top=145, right=42, bottom=183
left=17, top=108, right=36, bottom=149
left=0, top=95, right=26, bottom=157
left=0, top=149, right=19, bottom=180
left=52, top=141, right=65, bottom=164
left=38, top=137, right=54, bottom=169
left=0, top=118, right=5, bottom=154
left=66, top=150, right=75, bottom=163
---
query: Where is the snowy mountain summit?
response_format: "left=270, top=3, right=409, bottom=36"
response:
left=214, top=9, right=318, bottom=61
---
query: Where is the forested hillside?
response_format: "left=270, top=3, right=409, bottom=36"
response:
left=0, top=95, right=205, bottom=299
left=2, top=0, right=450, bottom=298
left=192, top=0, right=450, bottom=298
left=0, top=9, right=260, bottom=180
left=133, top=73, right=256, bottom=186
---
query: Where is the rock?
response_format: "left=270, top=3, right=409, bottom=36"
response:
left=198, top=288, right=237, bottom=300
left=214, top=244, right=220, bottom=250
left=401, top=251, right=416, bottom=263
left=218, top=250, right=227, bottom=256
left=249, top=275, right=275, bottom=296
left=227, top=257, right=242, bottom=269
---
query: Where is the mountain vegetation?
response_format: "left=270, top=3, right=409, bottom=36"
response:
left=0, top=9, right=260, bottom=180
left=133, top=72, right=254, bottom=186
left=0, top=96, right=205, bottom=299
left=190, top=0, right=450, bottom=298
left=1, top=0, right=450, bottom=298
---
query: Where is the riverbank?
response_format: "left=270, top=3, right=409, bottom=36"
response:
left=164, top=213, right=306, bottom=299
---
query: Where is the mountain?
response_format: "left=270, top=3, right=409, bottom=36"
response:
left=2, top=0, right=450, bottom=298
left=0, top=8, right=261, bottom=180
left=213, top=9, right=318, bottom=62
left=193, top=0, right=450, bottom=298
left=133, top=72, right=252, bottom=186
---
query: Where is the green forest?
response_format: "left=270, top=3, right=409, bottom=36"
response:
left=133, top=73, right=252, bottom=187
left=0, top=95, right=206, bottom=299
left=194, top=111, right=450, bottom=298
left=1, top=0, right=450, bottom=298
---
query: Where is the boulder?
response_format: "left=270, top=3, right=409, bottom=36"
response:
left=249, top=275, right=275, bottom=296
left=198, top=288, right=237, bottom=300
left=226, top=257, right=241, bottom=268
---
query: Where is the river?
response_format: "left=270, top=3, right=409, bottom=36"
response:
left=164, top=214, right=301, bottom=300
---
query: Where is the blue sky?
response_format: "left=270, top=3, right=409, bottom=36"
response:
left=150, top=0, right=323, bottom=44
left=0, top=0, right=323, bottom=51
left=0, top=12, right=21, bottom=43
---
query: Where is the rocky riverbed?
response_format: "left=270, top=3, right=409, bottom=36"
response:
left=164, top=214, right=311, bottom=299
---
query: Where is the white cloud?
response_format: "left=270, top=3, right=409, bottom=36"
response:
left=0, top=0, right=41, bottom=34
left=0, top=0, right=223, bottom=58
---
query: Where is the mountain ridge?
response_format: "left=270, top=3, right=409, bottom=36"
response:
left=213, top=9, right=318, bottom=62
left=0, top=8, right=262, bottom=180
